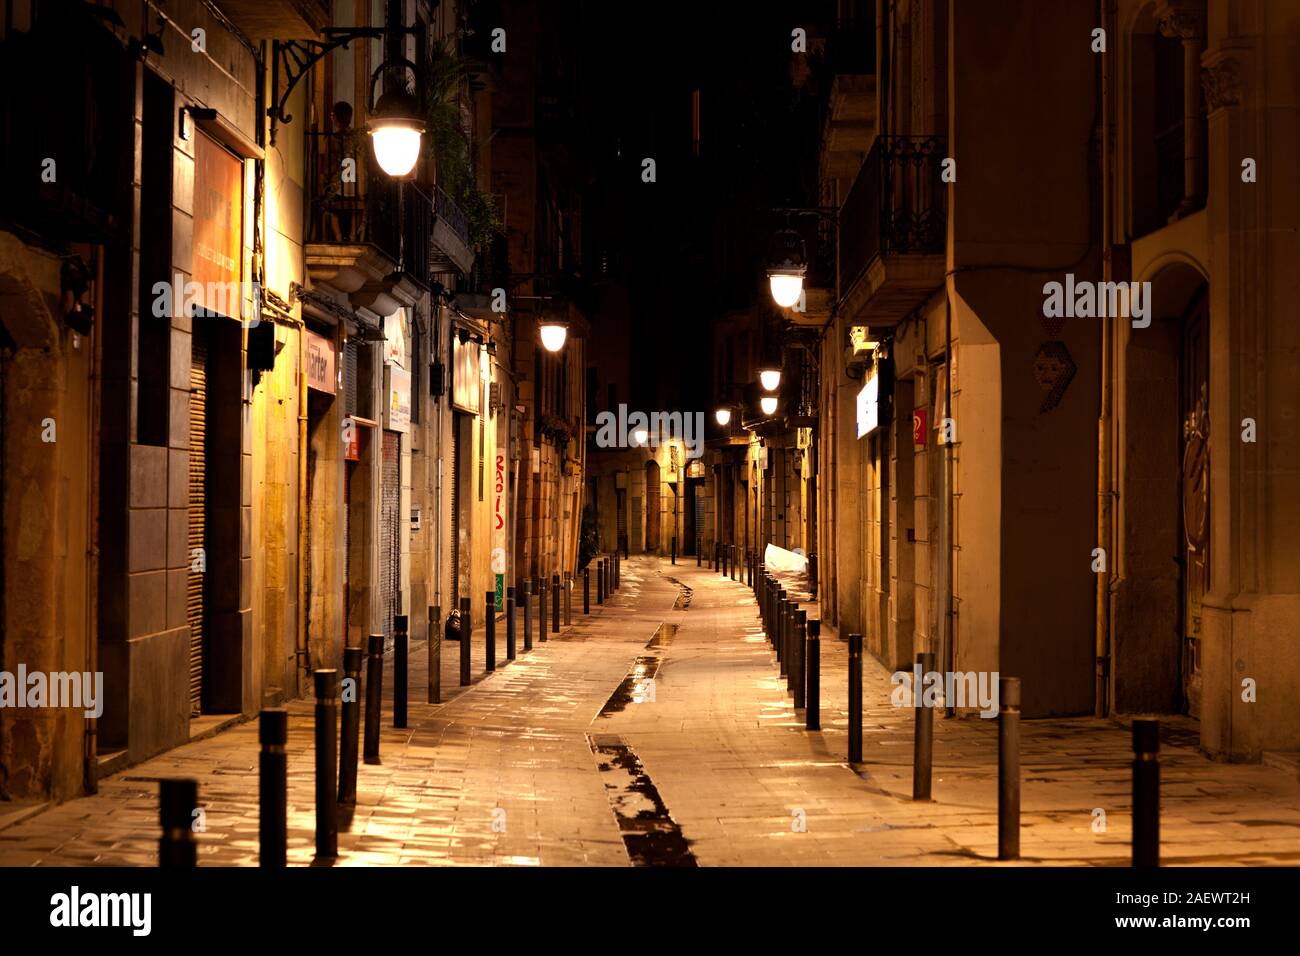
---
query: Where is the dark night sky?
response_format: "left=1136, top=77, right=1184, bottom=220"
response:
left=575, top=0, right=830, bottom=413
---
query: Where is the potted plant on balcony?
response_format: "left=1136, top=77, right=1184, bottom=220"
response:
left=417, top=40, right=501, bottom=249
left=537, top=413, right=576, bottom=450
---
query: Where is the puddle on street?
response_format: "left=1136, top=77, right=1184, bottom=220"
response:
left=661, top=574, right=693, bottom=609
left=588, top=734, right=697, bottom=866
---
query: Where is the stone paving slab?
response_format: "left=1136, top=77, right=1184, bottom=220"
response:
left=0, top=555, right=1296, bottom=867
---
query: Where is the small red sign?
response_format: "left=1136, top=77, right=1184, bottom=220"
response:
left=912, top=408, right=928, bottom=447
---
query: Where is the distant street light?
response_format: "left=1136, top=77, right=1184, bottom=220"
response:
left=758, top=366, right=782, bottom=392
left=715, top=407, right=732, bottom=427
left=633, top=427, right=649, bottom=446
left=760, top=395, right=778, bottom=416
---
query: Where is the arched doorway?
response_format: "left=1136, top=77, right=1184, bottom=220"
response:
left=1115, top=259, right=1209, bottom=717
left=645, top=459, right=661, bottom=552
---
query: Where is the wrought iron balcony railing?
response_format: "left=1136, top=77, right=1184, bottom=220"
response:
left=305, top=130, right=402, bottom=265
left=840, top=135, right=947, bottom=289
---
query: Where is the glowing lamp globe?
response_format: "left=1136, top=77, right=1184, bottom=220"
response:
left=768, top=273, right=804, bottom=309
left=714, top=407, right=732, bottom=427
left=760, top=395, right=778, bottom=416
left=368, top=86, right=425, bottom=178
left=759, top=368, right=782, bottom=392
left=539, top=323, right=568, bottom=352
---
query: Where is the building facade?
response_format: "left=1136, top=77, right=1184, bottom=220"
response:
left=0, top=0, right=588, bottom=803
left=790, top=0, right=1299, bottom=760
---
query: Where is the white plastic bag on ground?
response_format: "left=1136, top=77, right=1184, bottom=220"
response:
left=764, top=544, right=808, bottom=575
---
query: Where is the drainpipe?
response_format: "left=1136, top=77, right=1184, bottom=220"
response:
left=1094, top=0, right=1116, bottom=717
left=297, top=323, right=309, bottom=686
left=83, top=248, right=105, bottom=794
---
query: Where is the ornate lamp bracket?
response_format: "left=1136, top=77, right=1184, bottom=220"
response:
left=268, top=27, right=412, bottom=145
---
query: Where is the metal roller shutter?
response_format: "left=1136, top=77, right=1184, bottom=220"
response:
left=381, top=430, right=400, bottom=641
left=187, top=336, right=207, bottom=716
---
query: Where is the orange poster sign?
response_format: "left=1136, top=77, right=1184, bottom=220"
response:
left=193, top=131, right=243, bottom=317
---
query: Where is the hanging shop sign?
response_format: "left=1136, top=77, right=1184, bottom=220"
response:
left=385, top=364, right=411, bottom=433
left=384, top=309, right=408, bottom=366
left=452, top=336, right=482, bottom=414
left=192, top=131, right=244, bottom=319
left=306, top=330, right=336, bottom=394
left=856, top=372, right=880, bottom=438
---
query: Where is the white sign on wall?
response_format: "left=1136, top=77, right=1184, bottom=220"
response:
left=856, top=371, right=879, bottom=438
left=385, top=364, right=411, bottom=433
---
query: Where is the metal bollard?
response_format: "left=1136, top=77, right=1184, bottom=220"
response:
left=598, top=561, right=605, bottom=604
left=460, top=595, right=472, bottom=685
left=720, top=543, right=727, bottom=578
left=806, top=621, right=820, bottom=731
left=363, top=634, right=383, bottom=764
left=428, top=605, right=441, bottom=704
left=393, top=614, right=408, bottom=729
left=777, top=591, right=788, bottom=672
left=523, top=580, right=534, bottom=652
left=539, top=577, right=549, bottom=643
left=583, top=567, right=590, bottom=614
left=159, top=778, right=199, bottom=868
left=913, top=651, right=934, bottom=800
left=259, top=709, right=287, bottom=867
left=731, top=546, right=737, bottom=582
left=1132, top=719, right=1161, bottom=868
left=613, top=553, right=619, bottom=590
left=314, top=669, right=339, bottom=860
left=672, top=535, right=677, bottom=564
left=564, top=573, right=572, bottom=625
left=809, top=552, right=818, bottom=598
left=793, top=609, right=807, bottom=708
left=848, top=633, right=863, bottom=763
left=552, top=573, right=561, bottom=633
left=338, top=648, right=363, bottom=806
left=506, top=587, right=517, bottom=661
left=485, top=591, right=496, bottom=672
left=999, top=677, right=1021, bottom=860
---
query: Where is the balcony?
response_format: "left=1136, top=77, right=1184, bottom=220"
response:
left=455, top=230, right=509, bottom=320
left=429, top=184, right=475, bottom=277
left=211, top=0, right=329, bottom=40
left=305, top=132, right=474, bottom=304
left=819, top=17, right=876, bottom=181
left=838, top=135, right=947, bottom=327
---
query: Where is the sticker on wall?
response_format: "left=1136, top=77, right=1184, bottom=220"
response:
left=1032, top=341, right=1077, bottom=412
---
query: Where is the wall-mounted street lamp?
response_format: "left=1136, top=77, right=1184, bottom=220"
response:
left=267, top=0, right=423, bottom=171
left=759, top=395, right=779, bottom=417
left=758, top=364, right=782, bottom=393
left=633, top=427, right=650, bottom=446
left=367, top=60, right=425, bottom=177
left=766, top=228, right=807, bottom=309
left=539, top=319, right=569, bottom=353
left=714, top=407, right=732, bottom=427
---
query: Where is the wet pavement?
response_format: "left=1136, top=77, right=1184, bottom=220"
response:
left=1, top=555, right=1297, bottom=866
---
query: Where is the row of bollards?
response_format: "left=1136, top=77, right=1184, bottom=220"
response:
left=750, top=551, right=1162, bottom=868
left=163, top=563, right=633, bottom=868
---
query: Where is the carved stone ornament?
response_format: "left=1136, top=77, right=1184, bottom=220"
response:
left=1201, top=56, right=1244, bottom=111
left=1155, top=0, right=1206, bottom=39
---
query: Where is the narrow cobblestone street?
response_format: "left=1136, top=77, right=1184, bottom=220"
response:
left=2, top=555, right=1296, bottom=867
